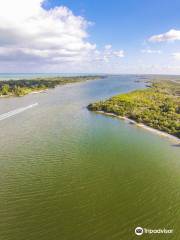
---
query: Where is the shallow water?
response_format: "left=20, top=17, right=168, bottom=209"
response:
left=0, top=75, right=179, bottom=240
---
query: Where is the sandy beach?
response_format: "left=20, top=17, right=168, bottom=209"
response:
left=96, top=111, right=180, bottom=144
left=29, top=89, right=47, bottom=95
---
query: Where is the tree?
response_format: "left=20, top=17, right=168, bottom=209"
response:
left=1, top=84, right=10, bottom=95
left=14, top=86, right=24, bottom=96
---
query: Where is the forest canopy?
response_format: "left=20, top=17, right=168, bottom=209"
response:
left=88, top=80, right=180, bottom=138
left=0, top=76, right=104, bottom=97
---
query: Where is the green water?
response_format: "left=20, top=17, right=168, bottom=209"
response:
left=0, top=76, right=179, bottom=240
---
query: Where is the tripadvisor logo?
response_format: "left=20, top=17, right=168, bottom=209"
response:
left=135, top=226, right=173, bottom=236
left=135, top=227, right=143, bottom=236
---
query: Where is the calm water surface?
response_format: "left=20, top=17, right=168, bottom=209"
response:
left=0, top=76, right=179, bottom=240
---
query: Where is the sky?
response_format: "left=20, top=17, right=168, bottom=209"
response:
left=0, top=0, right=180, bottom=74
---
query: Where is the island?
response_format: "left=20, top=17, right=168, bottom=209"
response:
left=0, top=75, right=105, bottom=97
left=88, top=79, right=180, bottom=139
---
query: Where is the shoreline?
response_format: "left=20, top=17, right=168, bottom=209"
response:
left=0, top=88, right=47, bottom=98
left=95, top=111, right=180, bottom=144
left=28, top=89, right=47, bottom=95
left=0, top=76, right=104, bottom=99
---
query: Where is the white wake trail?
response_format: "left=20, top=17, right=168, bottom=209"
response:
left=0, top=103, right=38, bottom=121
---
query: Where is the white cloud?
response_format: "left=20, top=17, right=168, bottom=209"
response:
left=113, top=50, right=124, bottom=57
left=0, top=0, right=125, bottom=72
left=0, top=0, right=97, bottom=69
left=86, top=45, right=124, bottom=66
left=102, top=46, right=124, bottom=62
left=172, top=52, right=180, bottom=60
left=104, top=44, right=112, bottom=50
left=141, top=49, right=162, bottom=54
left=149, top=29, right=180, bottom=42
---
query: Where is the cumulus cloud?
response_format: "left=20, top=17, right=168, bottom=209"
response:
left=172, top=52, right=180, bottom=60
left=0, top=0, right=97, bottom=69
left=141, top=49, right=162, bottom=54
left=149, top=29, right=180, bottom=42
left=104, top=44, right=112, bottom=50
left=101, top=45, right=124, bottom=62
left=0, top=0, right=125, bottom=72
left=113, top=50, right=124, bottom=57
left=84, top=44, right=124, bottom=64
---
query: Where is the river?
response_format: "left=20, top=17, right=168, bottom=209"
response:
left=0, top=75, right=179, bottom=240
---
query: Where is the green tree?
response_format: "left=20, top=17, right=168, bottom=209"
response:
left=14, top=86, right=24, bottom=96
left=1, top=84, right=10, bottom=95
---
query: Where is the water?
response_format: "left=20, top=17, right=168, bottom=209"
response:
left=0, top=103, right=38, bottom=121
left=0, top=75, right=179, bottom=240
left=0, top=73, right=101, bottom=81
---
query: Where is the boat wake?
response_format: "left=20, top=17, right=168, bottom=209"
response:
left=0, top=103, right=38, bottom=121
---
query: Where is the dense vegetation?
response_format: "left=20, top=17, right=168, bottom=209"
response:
left=88, top=80, right=180, bottom=138
left=0, top=76, right=104, bottom=97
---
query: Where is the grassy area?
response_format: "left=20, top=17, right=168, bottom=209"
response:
left=0, top=76, right=104, bottom=97
left=88, top=79, right=180, bottom=138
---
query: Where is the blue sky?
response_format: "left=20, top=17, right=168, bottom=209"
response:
left=0, top=0, right=180, bottom=74
left=43, top=0, right=180, bottom=43
left=43, top=0, right=180, bottom=45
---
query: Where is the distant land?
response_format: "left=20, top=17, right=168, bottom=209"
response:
left=0, top=75, right=105, bottom=97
